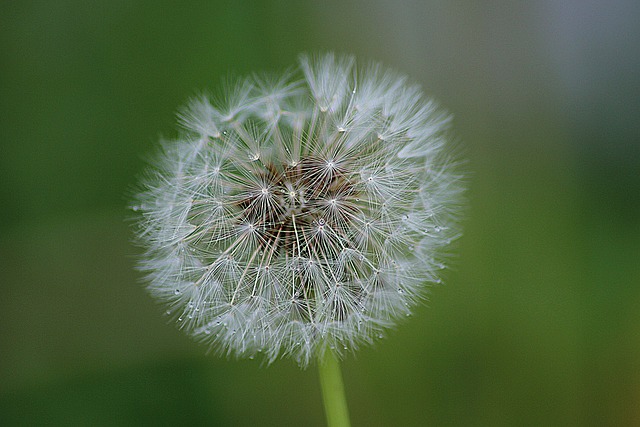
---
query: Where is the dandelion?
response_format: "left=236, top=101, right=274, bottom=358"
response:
left=131, top=53, right=464, bottom=426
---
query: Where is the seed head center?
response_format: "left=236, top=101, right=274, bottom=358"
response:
left=232, top=156, right=360, bottom=258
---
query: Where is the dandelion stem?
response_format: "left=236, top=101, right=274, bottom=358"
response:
left=318, top=350, right=351, bottom=427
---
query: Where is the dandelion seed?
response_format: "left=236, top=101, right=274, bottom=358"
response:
left=131, top=53, right=464, bottom=368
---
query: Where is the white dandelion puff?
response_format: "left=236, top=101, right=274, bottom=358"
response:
left=131, top=53, right=464, bottom=368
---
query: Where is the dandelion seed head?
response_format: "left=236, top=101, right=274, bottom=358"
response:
left=132, top=53, right=464, bottom=367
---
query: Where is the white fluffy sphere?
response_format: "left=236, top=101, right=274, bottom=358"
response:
left=132, top=53, right=464, bottom=367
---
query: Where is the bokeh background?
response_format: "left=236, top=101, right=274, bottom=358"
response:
left=1, top=1, right=639, bottom=426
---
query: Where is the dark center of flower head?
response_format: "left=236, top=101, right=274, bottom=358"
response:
left=235, top=157, right=359, bottom=255
left=225, top=154, right=367, bottom=321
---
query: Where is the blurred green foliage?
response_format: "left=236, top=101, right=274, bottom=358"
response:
left=1, top=1, right=639, bottom=426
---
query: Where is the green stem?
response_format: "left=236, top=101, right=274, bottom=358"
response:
left=318, top=350, right=351, bottom=427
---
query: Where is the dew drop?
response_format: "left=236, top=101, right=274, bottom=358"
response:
left=174, top=289, right=181, bottom=295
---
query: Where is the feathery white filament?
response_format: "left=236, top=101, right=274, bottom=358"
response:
left=132, top=53, right=464, bottom=367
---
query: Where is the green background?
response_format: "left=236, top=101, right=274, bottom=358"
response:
left=1, top=1, right=639, bottom=426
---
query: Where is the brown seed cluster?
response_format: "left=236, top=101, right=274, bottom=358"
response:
left=228, top=157, right=364, bottom=322
left=234, top=157, right=361, bottom=256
